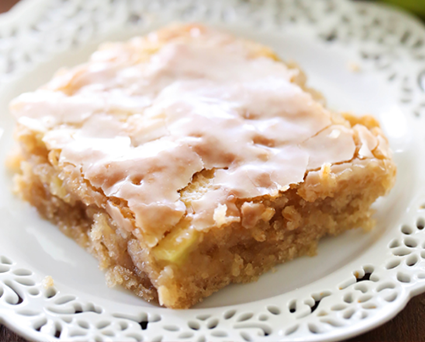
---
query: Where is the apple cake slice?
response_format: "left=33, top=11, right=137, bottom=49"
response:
left=8, top=24, right=396, bottom=309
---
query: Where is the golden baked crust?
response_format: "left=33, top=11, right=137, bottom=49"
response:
left=8, top=24, right=396, bottom=309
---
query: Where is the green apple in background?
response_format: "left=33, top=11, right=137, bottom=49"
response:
left=381, top=0, right=425, bottom=17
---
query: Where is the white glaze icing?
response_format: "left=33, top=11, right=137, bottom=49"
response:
left=11, top=25, right=373, bottom=246
left=301, top=125, right=356, bottom=169
left=354, top=124, right=378, bottom=159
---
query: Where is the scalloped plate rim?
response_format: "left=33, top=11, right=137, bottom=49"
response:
left=1, top=0, right=425, bottom=341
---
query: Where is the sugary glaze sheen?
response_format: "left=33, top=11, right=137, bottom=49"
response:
left=10, top=25, right=384, bottom=248
left=9, top=24, right=396, bottom=308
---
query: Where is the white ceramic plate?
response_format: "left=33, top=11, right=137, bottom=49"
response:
left=1, top=0, right=425, bottom=341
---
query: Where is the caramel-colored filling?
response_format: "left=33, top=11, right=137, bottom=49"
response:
left=8, top=24, right=396, bottom=309
left=9, top=24, right=389, bottom=248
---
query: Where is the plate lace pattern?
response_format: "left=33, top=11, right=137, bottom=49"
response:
left=1, top=0, right=425, bottom=341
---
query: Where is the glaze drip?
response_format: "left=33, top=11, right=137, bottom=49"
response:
left=11, top=25, right=359, bottom=246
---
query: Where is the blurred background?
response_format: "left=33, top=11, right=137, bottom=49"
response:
left=0, top=0, right=424, bottom=19
left=380, top=0, right=425, bottom=18
left=0, top=1, right=424, bottom=342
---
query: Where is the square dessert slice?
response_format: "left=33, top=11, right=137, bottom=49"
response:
left=8, top=24, right=396, bottom=309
